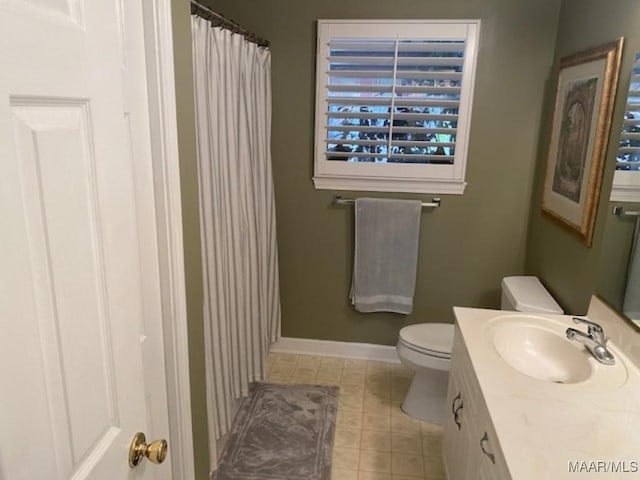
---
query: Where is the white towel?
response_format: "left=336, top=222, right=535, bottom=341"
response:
left=350, top=197, right=422, bottom=314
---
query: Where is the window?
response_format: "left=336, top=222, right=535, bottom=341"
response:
left=313, top=20, right=480, bottom=194
left=612, top=52, right=640, bottom=202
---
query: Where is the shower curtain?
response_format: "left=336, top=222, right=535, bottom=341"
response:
left=191, top=16, right=281, bottom=469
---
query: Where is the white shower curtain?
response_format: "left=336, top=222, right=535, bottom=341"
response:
left=191, top=16, right=281, bottom=469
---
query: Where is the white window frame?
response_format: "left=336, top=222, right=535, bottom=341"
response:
left=313, top=19, right=480, bottom=194
left=611, top=171, right=640, bottom=202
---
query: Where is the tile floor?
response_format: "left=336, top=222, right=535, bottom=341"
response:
left=266, top=353, right=446, bottom=480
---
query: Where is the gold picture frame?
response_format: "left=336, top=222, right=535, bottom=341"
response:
left=542, top=38, right=624, bottom=247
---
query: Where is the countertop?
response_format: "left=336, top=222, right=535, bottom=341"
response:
left=454, top=305, right=640, bottom=479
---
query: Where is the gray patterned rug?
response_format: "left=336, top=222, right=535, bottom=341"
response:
left=214, top=382, right=338, bottom=480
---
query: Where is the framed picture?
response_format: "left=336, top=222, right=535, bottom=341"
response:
left=542, top=38, right=624, bottom=247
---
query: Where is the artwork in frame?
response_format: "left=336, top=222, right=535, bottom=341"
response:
left=542, top=38, right=624, bottom=247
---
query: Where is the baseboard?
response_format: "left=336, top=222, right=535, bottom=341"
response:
left=270, top=337, right=400, bottom=363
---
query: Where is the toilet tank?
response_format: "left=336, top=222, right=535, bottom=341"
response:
left=501, top=276, right=563, bottom=314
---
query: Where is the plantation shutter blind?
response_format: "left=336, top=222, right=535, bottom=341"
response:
left=612, top=53, right=640, bottom=201
left=313, top=20, right=480, bottom=194
left=617, top=54, right=640, bottom=171
left=326, top=38, right=463, bottom=164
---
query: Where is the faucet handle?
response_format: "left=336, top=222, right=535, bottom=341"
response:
left=572, top=317, right=606, bottom=343
left=572, top=316, right=603, bottom=331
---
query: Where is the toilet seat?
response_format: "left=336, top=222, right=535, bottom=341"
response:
left=398, top=323, right=454, bottom=359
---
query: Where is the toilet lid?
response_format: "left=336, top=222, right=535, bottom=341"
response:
left=399, top=323, right=454, bottom=356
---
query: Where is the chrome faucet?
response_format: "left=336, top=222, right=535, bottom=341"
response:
left=566, top=317, right=615, bottom=365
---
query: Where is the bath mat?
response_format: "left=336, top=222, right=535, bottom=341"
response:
left=214, top=382, right=339, bottom=480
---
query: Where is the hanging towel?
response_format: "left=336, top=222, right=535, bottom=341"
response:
left=350, top=197, right=422, bottom=314
left=624, top=218, right=640, bottom=318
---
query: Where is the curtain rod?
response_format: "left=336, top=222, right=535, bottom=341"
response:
left=190, top=0, right=270, bottom=48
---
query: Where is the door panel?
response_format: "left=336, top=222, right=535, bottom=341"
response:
left=12, top=99, right=120, bottom=475
left=0, top=1, right=168, bottom=479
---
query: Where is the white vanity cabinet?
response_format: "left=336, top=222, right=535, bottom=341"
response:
left=443, top=326, right=511, bottom=480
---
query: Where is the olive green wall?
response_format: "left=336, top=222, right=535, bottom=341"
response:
left=597, top=208, right=634, bottom=311
left=526, top=0, right=640, bottom=315
left=205, top=0, right=560, bottom=344
left=170, top=0, right=210, bottom=478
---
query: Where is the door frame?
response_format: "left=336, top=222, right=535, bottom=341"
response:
left=141, top=1, right=195, bottom=478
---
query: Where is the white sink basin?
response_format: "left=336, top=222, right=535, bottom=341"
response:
left=488, top=318, right=592, bottom=383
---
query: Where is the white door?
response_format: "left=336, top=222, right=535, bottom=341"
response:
left=0, top=1, right=172, bottom=479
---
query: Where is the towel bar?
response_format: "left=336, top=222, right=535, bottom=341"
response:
left=613, top=206, right=640, bottom=217
left=332, top=195, right=441, bottom=209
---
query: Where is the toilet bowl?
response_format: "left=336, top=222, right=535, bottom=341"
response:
left=396, top=323, right=454, bottom=423
left=396, top=276, right=563, bottom=424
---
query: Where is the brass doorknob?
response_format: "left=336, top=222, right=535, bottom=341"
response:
left=128, top=432, right=168, bottom=468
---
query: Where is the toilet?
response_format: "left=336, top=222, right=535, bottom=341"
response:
left=396, top=276, right=563, bottom=424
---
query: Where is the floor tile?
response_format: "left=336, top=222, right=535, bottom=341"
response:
left=419, top=422, right=443, bottom=436
left=297, top=355, right=323, bottom=368
left=333, top=447, right=360, bottom=471
left=391, top=376, right=412, bottom=389
left=391, top=382, right=410, bottom=401
left=364, top=397, right=391, bottom=416
left=391, top=412, right=420, bottom=434
left=316, top=366, right=343, bottom=384
left=265, top=372, right=290, bottom=383
left=266, top=355, right=275, bottom=370
left=332, top=468, right=359, bottom=480
left=423, top=455, right=445, bottom=478
left=315, top=374, right=340, bottom=386
left=342, top=370, right=367, bottom=385
left=345, top=358, right=368, bottom=370
left=359, top=450, right=392, bottom=473
left=390, top=365, right=413, bottom=378
left=391, top=453, right=424, bottom=477
left=390, top=402, right=404, bottom=417
left=269, top=362, right=296, bottom=376
left=359, top=471, right=393, bottom=480
left=293, top=365, right=318, bottom=377
left=272, top=353, right=298, bottom=365
left=366, top=382, right=392, bottom=402
left=391, top=432, right=421, bottom=455
left=334, top=428, right=362, bottom=448
left=291, top=375, right=316, bottom=384
left=362, top=414, right=391, bottom=432
left=321, top=356, right=345, bottom=369
left=360, top=430, right=391, bottom=451
left=318, top=364, right=343, bottom=375
left=366, top=371, right=391, bottom=385
left=367, top=360, right=391, bottom=372
left=340, top=383, right=365, bottom=396
left=340, top=393, right=365, bottom=411
left=421, top=434, right=442, bottom=457
left=423, top=474, right=444, bottom=480
left=338, top=409, right=364, bottom=430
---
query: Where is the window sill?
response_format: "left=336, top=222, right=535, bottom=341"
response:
left=312, top=175, right=466, bottom=194
left=610, top=185, right=640, bottom=202
left=610, top=171, right=640, bottom=202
